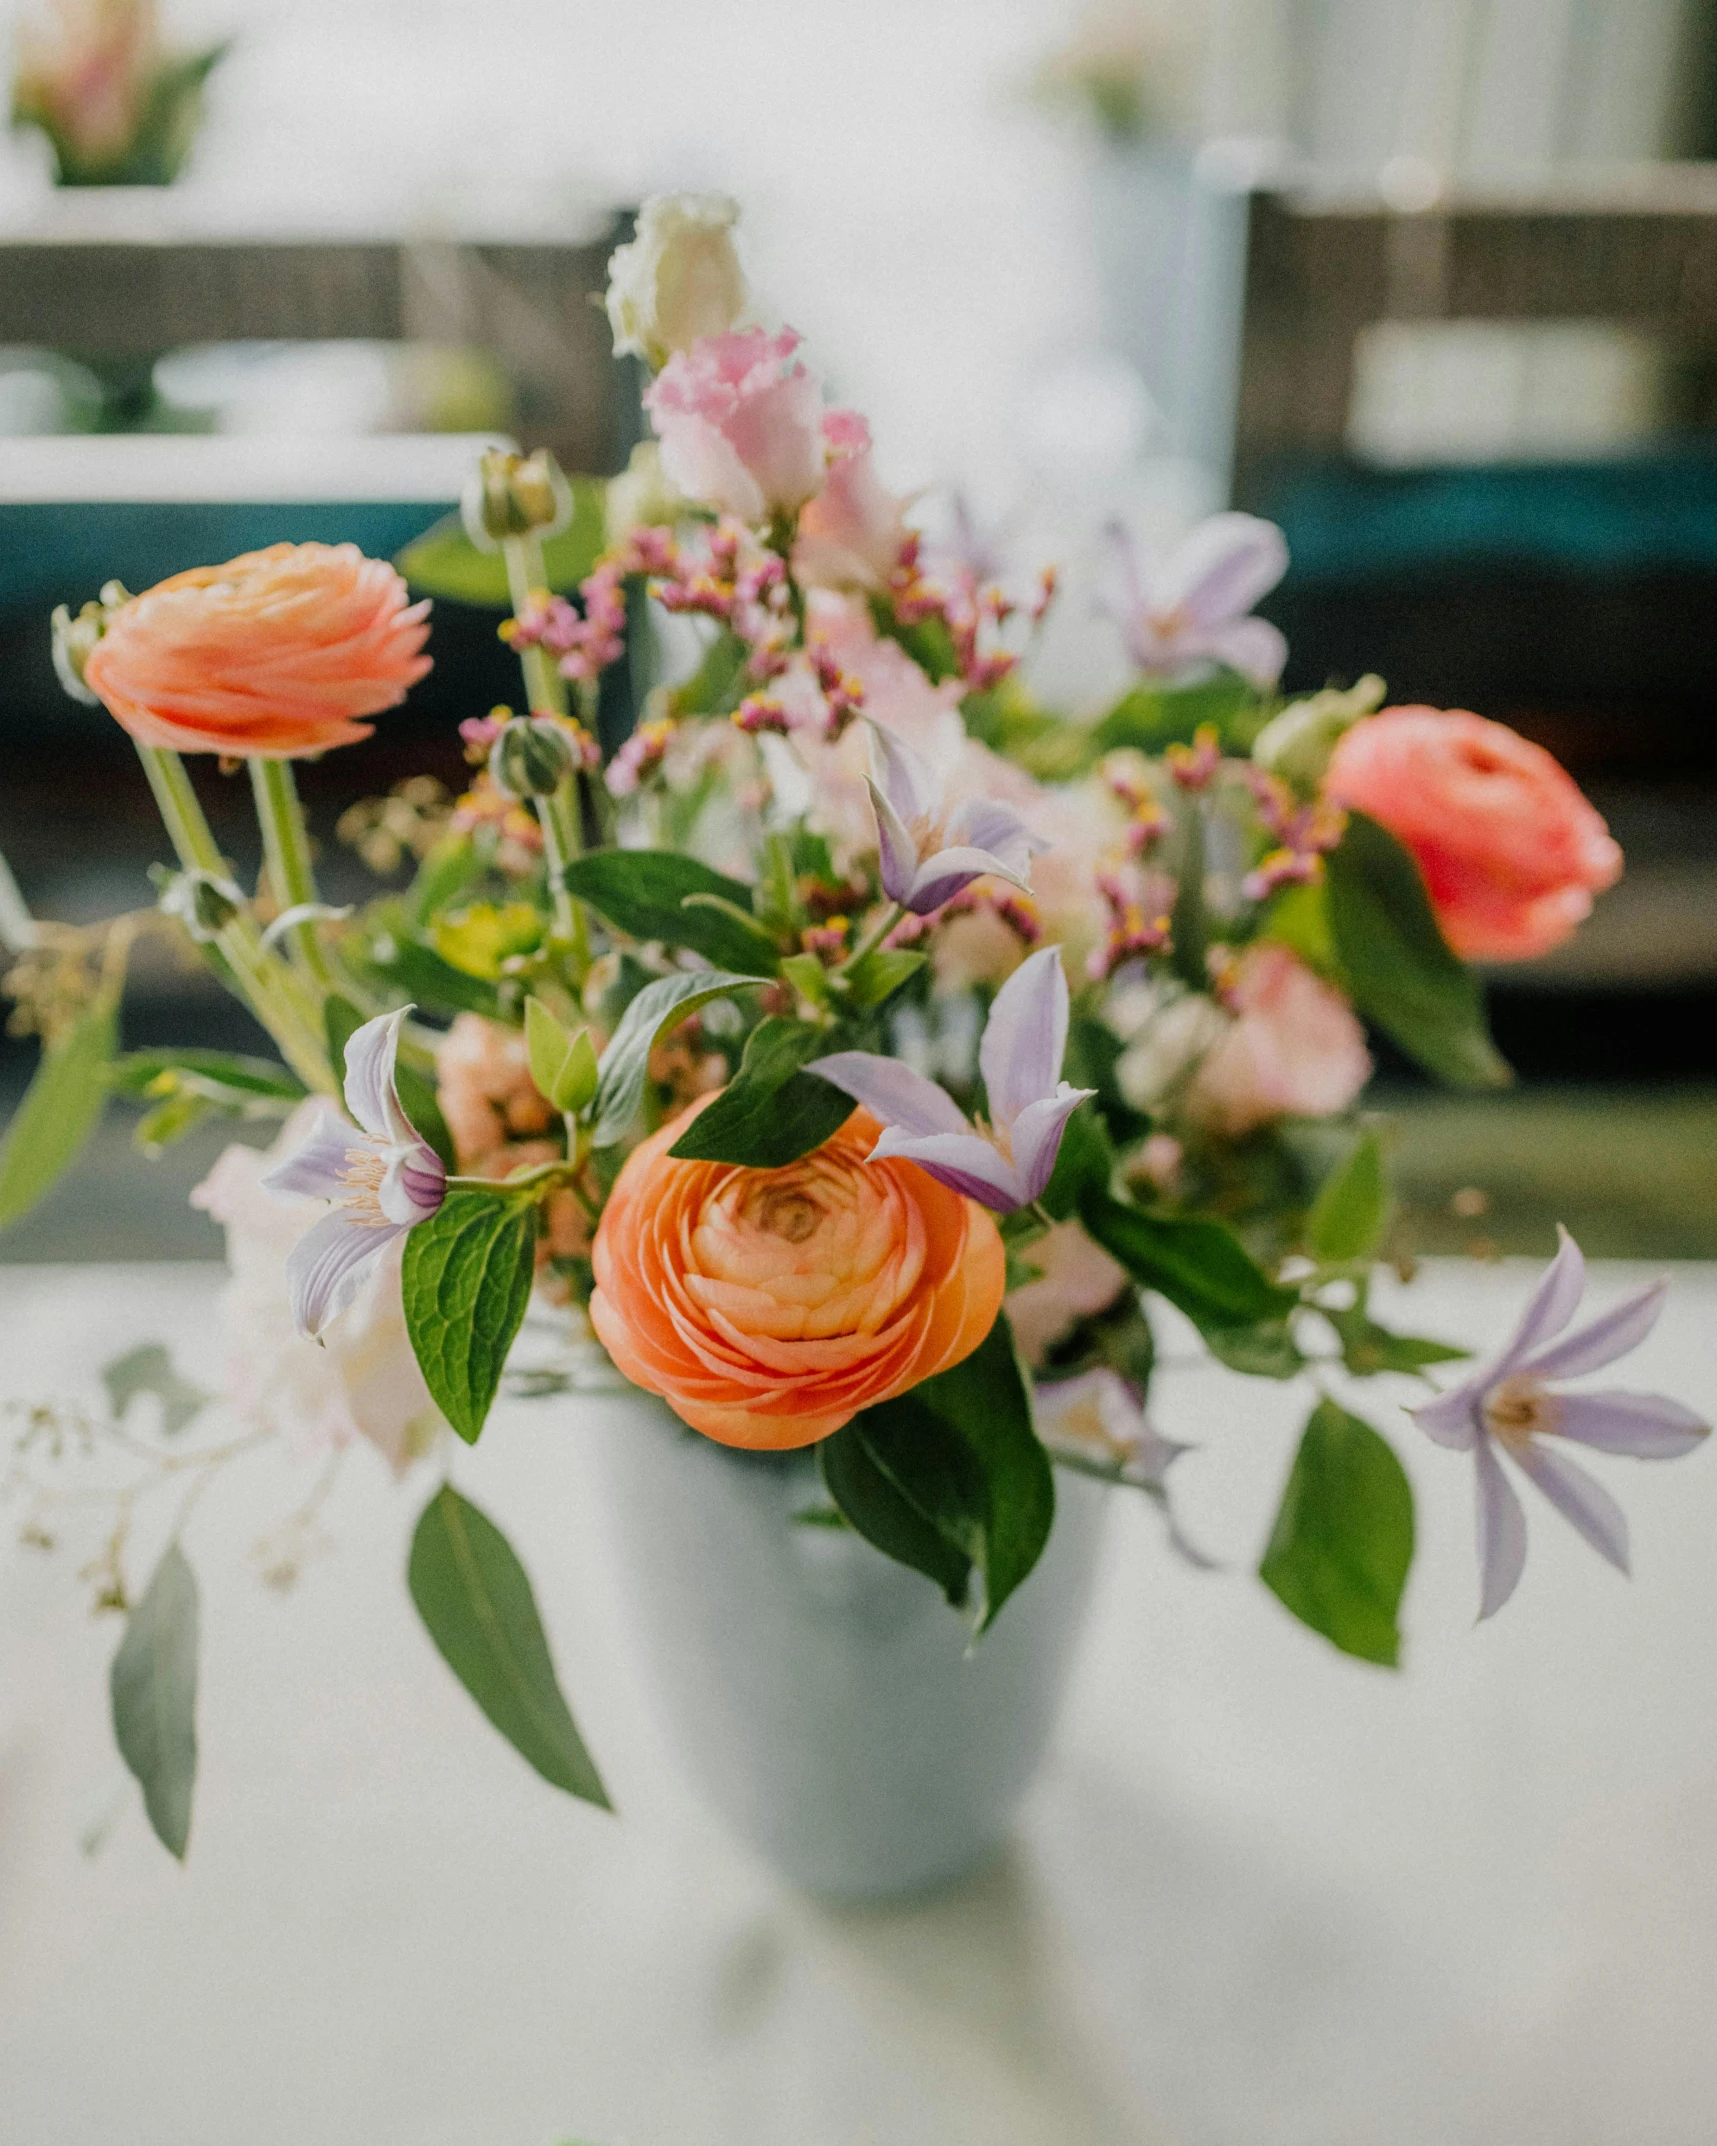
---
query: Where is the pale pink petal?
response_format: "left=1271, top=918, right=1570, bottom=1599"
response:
left=1552, top=1391, right=1709, bottom=1460
left=865, top=1127, right=1026, bottom=1210
left=1518, top=1276, right=1668, bottom=1382
left=1474, top=1435, right=1529, bottom=1621
left=286, top=1209, right=403, bottom=1339
left=870, top=723, right=935, bottom=824
left=1513, top=1438, right=1630, bottom=1577
left=1209, top=614, right=1288, bottom=688
left=979, top=944, right=1069, bottom=1132
left=262, top=1108, right=360, bottom=1203
left=1157, top=512, right=1289, bottom=630
left=805, top=1051, right=968, bottom=1138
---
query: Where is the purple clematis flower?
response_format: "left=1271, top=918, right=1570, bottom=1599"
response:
left=868, top=724, right=1044, bottom=916
left=809, top=945, right=1094, bottom=1212
left=263, top=1006, right=446, bottom=1339
left=1412, top=1227, right=1708, bottom=1620
left=1107, top=512, right=1289, bottom=688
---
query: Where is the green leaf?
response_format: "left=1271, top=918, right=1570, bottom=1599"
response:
left=102, top=1342, right=208, bottom=1436
left=109, top=1542, right=199, bottom=1859
left=1203, top=1320, right=1305, bottom=1379
left=325, top=993, right=455, bottom=1169
left=1306, top=1130, right=1392, bottom=1264
left=587, top=969, right=764, bottom=1148
left=395, top=490, right=607, bottom=606
left=1259, top=1398, right=1414, bottom=1667
left=109, top=1047, right=305, bottom=1103
left=526, top=997, right=598, bottom=1113
left=667, top=1017, right=853, bottom=1168
left=817, top=1420, right=973, bottom=1608
left=1080, top=1191, right=1296, bottom=1334
left=843, top=946, right=927, bottom=1010
left=0, top=994, right=118, bottom=1231
left=666, top=626, right=749, bottom=717
left=408, top=833, right=483, bottom=924
left=400, top=1191, right=539, bottom=1442
left=408, top=1484, right=609, bottom=1807
left=364, top=933, right=504, bottom=1019
left=866, top=594, right=961, bottom=682
left=1168, top=794, right=1208, bottom=992
left=1261, top=876, right=1340, bottom=980
left=1325, top=1305, right=1468, bottom=1379
left=562, top=849, right=779, bottom=976
left=1090, top=667, right=1262, bottom=756
left=1039, top=1100, right=1115, bottom=1222
left=133, top=1089, right=215, bottom=1155
left=1325, top=813, right=1511, bottom=1091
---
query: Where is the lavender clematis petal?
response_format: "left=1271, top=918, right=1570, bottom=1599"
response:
left=1007, top=1084, right=1097, bottom=1204
left=1493, top=1225, right=1587, bottom=1379
left=1209, top=614, right=1289, bottom=689
left=1159, top=512, right=1289, bottom=630
left=980, top=945, right=1070, bottom=1132
left=285, top=1208, right=402, bottom=1339
left=1551, top=1390, right=1710, bottom=1459
left=380, top=1142, right=447, bottom=1226
left=865, top=1126, right=1026, bottom=1210
left=869, top=724, right=934, bottom=826
left=342, top=1006, right=416, bottom=1146
left=1411, top=1384, right=1482, bottom=1450
left=262, top=1108, right=361, bottom=1202
left=866, top=778, right=923, bottom=908
left=1474, top=1435, right=1529, bottom=1621
left=951, top=796, right=1043, bottom=875
left=805, top=1051, right=969, bottom=1138
left=908, top=845, right=1030, bottom=912
left=1517, top=1277, right=1668, bottom=1382
left=1513, top=1437, right=1630, bottom=1576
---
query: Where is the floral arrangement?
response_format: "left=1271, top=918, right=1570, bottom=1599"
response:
left=1, top=195, right=1705, bottom=1862
left=9, top=0, right=225, bottom=188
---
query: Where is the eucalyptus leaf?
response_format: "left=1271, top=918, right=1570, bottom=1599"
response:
left=110, top=1542, right=198, bottom=1859
left=102, top=1342, right=208, bottom=1436
left=1259, top=1398, right=1414, bottom=1667
left=401, top=1191, right=539, bottom=1442
left=1306, top=1130, right=1392, bottom=1264
left=408, top=1485, right=609, bottom=1807
left=668, top=1017, right=853, bottom=1168
left=1325, top=813, right=1511, bottom=1091
left=587, top=969, right=764, bottom=1148
left=0, top=993, right=118, bottom=1231
left=562, top=849, right=779, bottom=976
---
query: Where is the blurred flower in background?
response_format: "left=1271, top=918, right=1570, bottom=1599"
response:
left=8, top=0, right=226, bottom=185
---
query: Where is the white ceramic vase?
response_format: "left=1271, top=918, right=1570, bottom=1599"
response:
left=590, top=1392, right=1107, bottom=1900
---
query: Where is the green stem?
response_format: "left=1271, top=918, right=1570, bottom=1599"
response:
left=841, top=901, right=906, bottom=973
left=534, top=779, right=589, bottom=976
left=134, top=745, right=335, bottom=1094
left=249, top=758, right=334, bottom=988
left=503, top=534, right=570, bottom=717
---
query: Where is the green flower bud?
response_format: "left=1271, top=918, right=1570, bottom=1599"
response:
left=1252, top=674, right=1387, bottom=794
left=461, top=447, right=573, bottom=552
left=526, top=995, right=600, bottom=1115
left=488, top=715, right=577, bottom=800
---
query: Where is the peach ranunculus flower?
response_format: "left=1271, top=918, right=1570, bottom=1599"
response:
left=83, top=542, right=431, bottom=758
left=589, top=1101, right=1006, bottom=1449
left=1187, top=943, right=1372, bottom=1138
left=1323, top=705, right=1622, bottom=962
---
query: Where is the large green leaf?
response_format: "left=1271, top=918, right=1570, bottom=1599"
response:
left=818, top=1416, right=974, bottom=1609
left=408, top=1485, right=609, bottom=1808
left=1089, top=667, right=1262, bottom=757
left=394, top=489, right=607, bottom=606
left=668, top=1017, right=853, bottom=1168
left=1325, top=813, right=1511, bottom=1090
left=1306, top=1129, right=1392, bottom=1264
left=363, top=932, right=504, bottom=1020
left=828, top=1315, right=1055, bottom=1633
left=562, top=849, right=780, bottom=976
left=1259, top=1398, right=1415, bottom=1667
left=1080, top=1191, right=1296, bottom=1334
left=400, top=1191, right=539, bottom=1442
left=0, top=994, right=118, bottom=1231
left=587, top=969, right=764, bottom=1148
left=110, top=1542, right=199, bottom=1859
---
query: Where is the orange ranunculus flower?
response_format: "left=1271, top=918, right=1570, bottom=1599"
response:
left=83, top=542, right=431, bottom=758
left=589, top=1101, right=1006, bottom=1450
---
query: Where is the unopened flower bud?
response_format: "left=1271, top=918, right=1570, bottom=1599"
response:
left=1253, top=674, right=1386, bottom=794
left=51, top=593, right=126, bottom=705
left=461, top=448, right=573, bottom=552
left=489, top=715, right=577, bottom=799
left=605, top=193, right=747, bottom=370
left=525, top=995, right=600, bottom=1114
left=156, top=867, right=242, bottom=943
left=605, top=440, right=685, bottom=546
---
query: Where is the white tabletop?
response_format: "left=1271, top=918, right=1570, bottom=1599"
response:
left=2, top=1258, right=1714, bottom=2146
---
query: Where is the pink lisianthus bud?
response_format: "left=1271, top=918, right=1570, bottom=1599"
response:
left=794, top=412, right=911, bottom=591
left=644, top=328, right=827, bottom=527
left=1186, top=943, right=1371, bottom=1137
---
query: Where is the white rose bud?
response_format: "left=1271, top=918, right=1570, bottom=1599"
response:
left=605, top=193, right=746, bottom=370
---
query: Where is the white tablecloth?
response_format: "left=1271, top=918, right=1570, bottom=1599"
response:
left=2, top=1259, right=1713, bottom=2146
